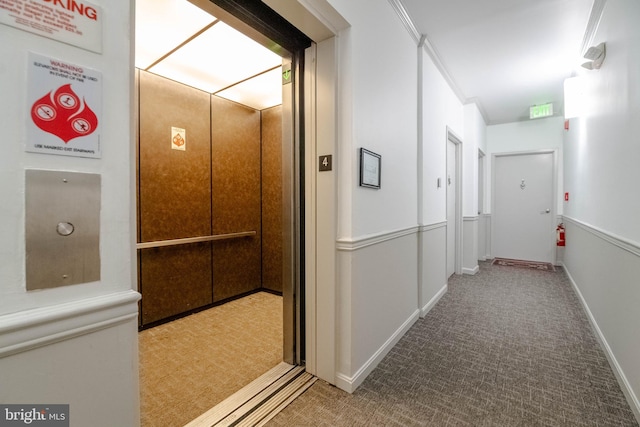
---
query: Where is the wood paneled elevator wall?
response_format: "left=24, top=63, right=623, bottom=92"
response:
left=137, top=70, right=283, bottom=327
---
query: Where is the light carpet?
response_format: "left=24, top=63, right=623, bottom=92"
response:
left=139, top=292, right=283, bottom=427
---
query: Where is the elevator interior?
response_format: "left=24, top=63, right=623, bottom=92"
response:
left=137, top=73, right=285, bottom=327
left=135, top=0, right=291, bottom=328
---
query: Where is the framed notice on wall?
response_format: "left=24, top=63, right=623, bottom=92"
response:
left=359, top=148, right=381, bottom=189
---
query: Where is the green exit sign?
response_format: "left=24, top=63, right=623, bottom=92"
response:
left=530, top=103, right=554, bottom=119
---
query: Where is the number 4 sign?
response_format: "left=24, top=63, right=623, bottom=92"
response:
left=319, top=154, right=332, bottom=172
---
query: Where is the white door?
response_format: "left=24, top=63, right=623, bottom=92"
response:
left=446, top=140, right=457, bottom=277
left=493, top=152, right=555, bottom=263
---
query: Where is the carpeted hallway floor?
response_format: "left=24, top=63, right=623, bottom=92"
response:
left=268, top=261, right=638, bottom=426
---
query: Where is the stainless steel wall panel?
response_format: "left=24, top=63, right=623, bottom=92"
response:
left=25, top=170, right=101, bottom=290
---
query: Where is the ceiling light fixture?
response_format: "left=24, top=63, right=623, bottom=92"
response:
left=581, top=42, right=606, bottom=70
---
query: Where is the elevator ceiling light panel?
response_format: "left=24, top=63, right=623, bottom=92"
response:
left=216, top=67, right=283, bottom=110
left=135, top=0, right=283, bottom=110
left=135, top=0, right=215, bottom=69
left=148, top=22, right=282, bottom=94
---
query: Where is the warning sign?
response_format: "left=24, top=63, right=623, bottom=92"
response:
left=171, top=127, right=186, bottom=151
left=0, top=0, right=102, bottom=53
left=27, top=52, right=102, bottom=158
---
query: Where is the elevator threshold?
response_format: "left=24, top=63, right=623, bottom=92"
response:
left=184, top=362, right=316, bottom=427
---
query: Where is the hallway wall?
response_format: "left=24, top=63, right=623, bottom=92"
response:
left=326, top=0, right=486, bottom=391
left=332, top=0, right=420, bottom=392
left=419, top=47, right=464, bottom=314
left=561, top=0, right=640, bottom=419
left=462, top=104, right=486, bottom=274
left=0, top=0, right=140, bottom=425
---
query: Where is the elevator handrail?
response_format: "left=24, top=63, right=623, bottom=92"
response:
left=136, top=231, right=256, bottom=250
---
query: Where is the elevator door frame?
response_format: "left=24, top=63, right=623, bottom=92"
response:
left=203, top=0, right=312, bottom=366
left=281, top=53, right=304, bottom=366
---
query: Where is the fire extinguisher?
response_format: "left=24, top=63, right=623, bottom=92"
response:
left=556, top=223, right=566, bottom=246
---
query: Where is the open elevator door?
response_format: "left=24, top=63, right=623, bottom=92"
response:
left=200, top=0, right=312, bottom=366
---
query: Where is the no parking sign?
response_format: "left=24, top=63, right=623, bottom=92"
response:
left=26, top=52, right=102, bottom=158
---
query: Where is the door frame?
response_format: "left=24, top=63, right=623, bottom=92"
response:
left=490, top=149, right=559, bottom=263
left=207, top=0, right=313, bottom=367
left=446, top=127, right=463, bottom=276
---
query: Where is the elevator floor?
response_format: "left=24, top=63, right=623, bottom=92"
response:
left=139, top=292, right=283, bottom=427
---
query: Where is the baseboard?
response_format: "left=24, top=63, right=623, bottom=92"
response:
left=462, top=265, right=479, bottom=275
left=335, top=309, right=420, bottom=393
left=563, top=264, right=640, bottom=423
left=420, top=283, right=447, bottom=318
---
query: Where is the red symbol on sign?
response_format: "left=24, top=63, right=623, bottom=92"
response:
left=31, top=84, right=98, bottom=143
left=173, top=133, right=185, bottom=147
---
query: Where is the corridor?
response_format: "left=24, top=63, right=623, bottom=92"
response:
left=269, top=262, right=638, bottom=426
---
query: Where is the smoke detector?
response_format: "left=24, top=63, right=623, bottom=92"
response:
left=581, top=42, right=606, bottom=70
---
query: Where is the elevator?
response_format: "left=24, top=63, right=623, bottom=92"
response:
left=134, top=1, right=311, bottom=422
left=136, top=71, right=285, bottom=325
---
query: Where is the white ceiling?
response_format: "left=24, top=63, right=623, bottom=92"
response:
left=400, top=0, right=594, bottom=124
left=137, top=0, right=596, bottom=123
left=135, top=0, right=283, bottom=110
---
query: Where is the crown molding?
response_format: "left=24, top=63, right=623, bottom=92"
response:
left=580, top=0, right=608, bottom=56
left=387, top=0, right=420, bottom=44
left=389, top=0, right=490, bottom=124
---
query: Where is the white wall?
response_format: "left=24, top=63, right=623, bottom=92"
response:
left=0, top=0, right=140, bottom=425
left=418, top=44, right=466, bottom=312
left=462, top=103, right=486, bottom=274
left=421, top=53, right=464, bottom=226
left=463, top=103, right=486, bottom=217
left=562, top=0, right=640, bottom=419
left=329, top=0, right=421, bottom=392
left=327, top=0, right=489, bottom=390
left=334, top=3, right=418, bottom=236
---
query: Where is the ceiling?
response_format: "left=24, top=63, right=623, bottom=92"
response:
left=137, top=0, right=596, bottom=123
left=400, top=0, right=595, bottom=124
left=135, top=0, right=283, bottom=110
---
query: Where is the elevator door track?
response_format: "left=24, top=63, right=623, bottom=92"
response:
left=185, top=362, right=316, bottom=426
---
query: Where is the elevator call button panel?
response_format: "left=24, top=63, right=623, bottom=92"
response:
left=25, top=170, right=101, bottom=290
